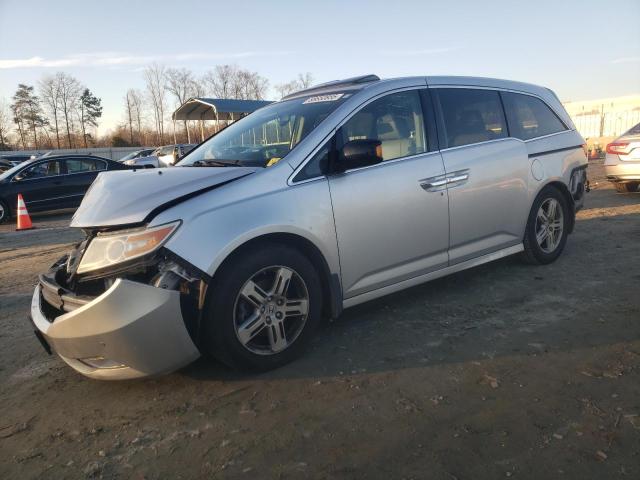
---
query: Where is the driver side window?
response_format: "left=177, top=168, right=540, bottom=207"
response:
left=18, top=160, right=61, bottom=180
left=341, top=90, right=426, bottom=161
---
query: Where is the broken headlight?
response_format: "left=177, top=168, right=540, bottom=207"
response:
left=77, top=221, right=180, bottom=274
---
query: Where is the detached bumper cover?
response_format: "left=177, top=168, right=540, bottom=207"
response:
left=31, top=278, right=200, bottom=380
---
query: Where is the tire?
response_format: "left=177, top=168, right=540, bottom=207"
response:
left=521, top=185, right=569, bottom=265
left=614, top=182, right=639, bottom=193
left=0, top=200, right=9, bottom=224
left=202, top=244, right=323, bottom=371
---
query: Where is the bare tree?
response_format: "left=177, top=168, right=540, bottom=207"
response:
left=55, top=72, right=82, bottom=148
left=202, top=65, right=268, bottom=100
left=165, top=67, right=197, bottom=141
left=39, top=75, right=62, bottom=148
left=297, top=72, right=314, bottom=89
left=275, top=73, right=315, bottom=99
left=131, top=90, right=145, bottom=145
left=0, top=99, right=12, bottom=149
left=275, top=80, right=300, bottom=99
left=124, top=90, right=135, bottom=145
left=144, top=63, right=167, bottom=144
left=203, top=65, right=238, bottom=99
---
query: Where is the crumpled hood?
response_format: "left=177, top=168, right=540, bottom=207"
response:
left=71, top=166, right=257, bottom=228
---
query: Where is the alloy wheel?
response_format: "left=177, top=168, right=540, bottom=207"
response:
left=535, top=198, right=564, bottom=253
left=233, top=266, right=309, bottom=355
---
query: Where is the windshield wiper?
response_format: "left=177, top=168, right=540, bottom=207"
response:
left=190, top=159, right=243, bottom=167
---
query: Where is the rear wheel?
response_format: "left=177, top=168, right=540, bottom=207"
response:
left=521, top=186, right=569, bottom=265
left=202, top=244, right=322, bottom=371
left=614, top=182, right=639, bottom=193
left=0, top=200, right=9, bottom=224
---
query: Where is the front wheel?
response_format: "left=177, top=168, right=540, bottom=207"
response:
left=202, top=244, right=323, bottom=371
left=521, top=186, right=569, bottom=265
left=0, top=200, right=9, bottom=224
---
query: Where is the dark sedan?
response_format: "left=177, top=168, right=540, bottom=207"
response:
left=0, top=154, right=129, bottom=223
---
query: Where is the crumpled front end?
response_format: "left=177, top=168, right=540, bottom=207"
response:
left=30, top=240, right=207, bottom=380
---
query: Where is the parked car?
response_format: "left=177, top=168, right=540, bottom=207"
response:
left=605, top=122, right=640, bottom=192
left=122, top=153, right=160, bottom=168
left=118, top=149, right=155, bottom=163
left=30, top=75, right=588, bottom=379
left=122, top=145, right=197, bottom=168
left=156, top=144, right=197, bottom=167
left=0, top=158, right=13, bottom=173
left=0, top=154, right=129, bottom=223
left=0, top=154, right=34, bottom=167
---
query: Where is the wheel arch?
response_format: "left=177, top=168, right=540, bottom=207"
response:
left=210, top=232, right=343, bottom=320
left=0, top=195, right=12, bottom=221
left=530, top=179, right=576, bottom=234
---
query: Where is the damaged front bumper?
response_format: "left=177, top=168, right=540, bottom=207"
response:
left=30, top=253, right=203, bottom=380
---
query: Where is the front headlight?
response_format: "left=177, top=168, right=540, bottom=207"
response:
left=77, top=222, right=180, bottom=274
left=124, top=159, right=136, bottom=165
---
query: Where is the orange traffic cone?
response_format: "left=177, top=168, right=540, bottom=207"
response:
left=16, top=194, right=33, bottom=231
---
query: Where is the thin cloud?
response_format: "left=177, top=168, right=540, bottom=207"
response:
left=379, top=47, right=461, bottom=56
left=611, top=56, right=640, bottom=64
left=0, top=51, right=295, bottom=69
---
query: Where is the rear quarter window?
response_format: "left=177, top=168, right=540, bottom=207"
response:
left=435, top=88, right=507, bottom=148
left=501, top=92, right=567, bottom=140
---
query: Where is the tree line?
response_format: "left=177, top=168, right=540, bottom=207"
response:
left=0, top=65, right=314, bottom=151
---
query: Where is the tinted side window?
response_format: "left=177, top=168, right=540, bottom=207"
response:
left=341, top=90, right=426, bottom=161
left=436, top=88, right=507, bottom=148
left=502, top=92, right=567, bottom=140
left=19, top=160, right=61, bottom=179
left=66, top=159, right=105, bottom=173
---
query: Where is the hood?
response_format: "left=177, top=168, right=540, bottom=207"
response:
left=70, top=166, right=257, bottom=228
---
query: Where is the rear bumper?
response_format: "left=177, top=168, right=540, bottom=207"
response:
left=30, top=278, right=200, bottom=380
left=605, top=162, right=640, bottom=182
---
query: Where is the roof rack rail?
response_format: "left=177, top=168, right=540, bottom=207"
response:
left=283, top=74, right=380, bottom=100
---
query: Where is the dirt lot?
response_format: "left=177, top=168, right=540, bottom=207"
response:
left=1, top=160, right=638, bottom=479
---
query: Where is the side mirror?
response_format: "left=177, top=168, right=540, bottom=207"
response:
left=333, top=139, right=383, bottom=173
left=13, top=173, right=25, bottom=181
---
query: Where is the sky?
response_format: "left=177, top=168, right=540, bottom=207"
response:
left=1, top=0, right=639, bottom=134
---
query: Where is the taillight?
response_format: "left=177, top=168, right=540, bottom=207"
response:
left=606, top=142, right=629, bottom=155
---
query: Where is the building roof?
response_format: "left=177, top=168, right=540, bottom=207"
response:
left=172, top=97, right=273, bottom=121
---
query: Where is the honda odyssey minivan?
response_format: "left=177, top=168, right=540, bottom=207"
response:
left=30, top=75, right=588, bottom=379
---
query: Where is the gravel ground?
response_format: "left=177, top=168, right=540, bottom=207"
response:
left=0, top=159, right=638, bottom=479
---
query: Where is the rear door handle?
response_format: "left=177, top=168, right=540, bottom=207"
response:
left=447, top=173, right=468, bottom=184
left=419, top=177, right=448, bottom=192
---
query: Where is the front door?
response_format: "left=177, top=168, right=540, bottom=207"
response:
left=328, top=90, right=450, bottom=299
left=11, top=159, right=66, bottom=212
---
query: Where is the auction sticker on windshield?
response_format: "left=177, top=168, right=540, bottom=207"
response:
left=303, top=93, right=344, bottom=104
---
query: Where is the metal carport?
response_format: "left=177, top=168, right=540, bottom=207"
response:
left=172, top=98, right=272, bottom=142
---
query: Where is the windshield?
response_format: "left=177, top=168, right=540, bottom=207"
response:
left=119, top=151, right=141, bottom=162
left=178, top=93, right=350, bottom=168
left=0, top=159, right=34, bottom=181
left=623, top=122, right=640, bottom=137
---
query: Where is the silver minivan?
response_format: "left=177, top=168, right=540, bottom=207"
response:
left=30, top=75, right=588, bottom=379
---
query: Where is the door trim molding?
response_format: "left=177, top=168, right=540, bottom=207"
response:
left=343, top=243, right=523, bottom=308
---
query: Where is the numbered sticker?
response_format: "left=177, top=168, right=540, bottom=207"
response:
left=303, top=94, right=344, bottom=104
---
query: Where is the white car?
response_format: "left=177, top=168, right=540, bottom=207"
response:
left=605, top=122, right=640, bottom=192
